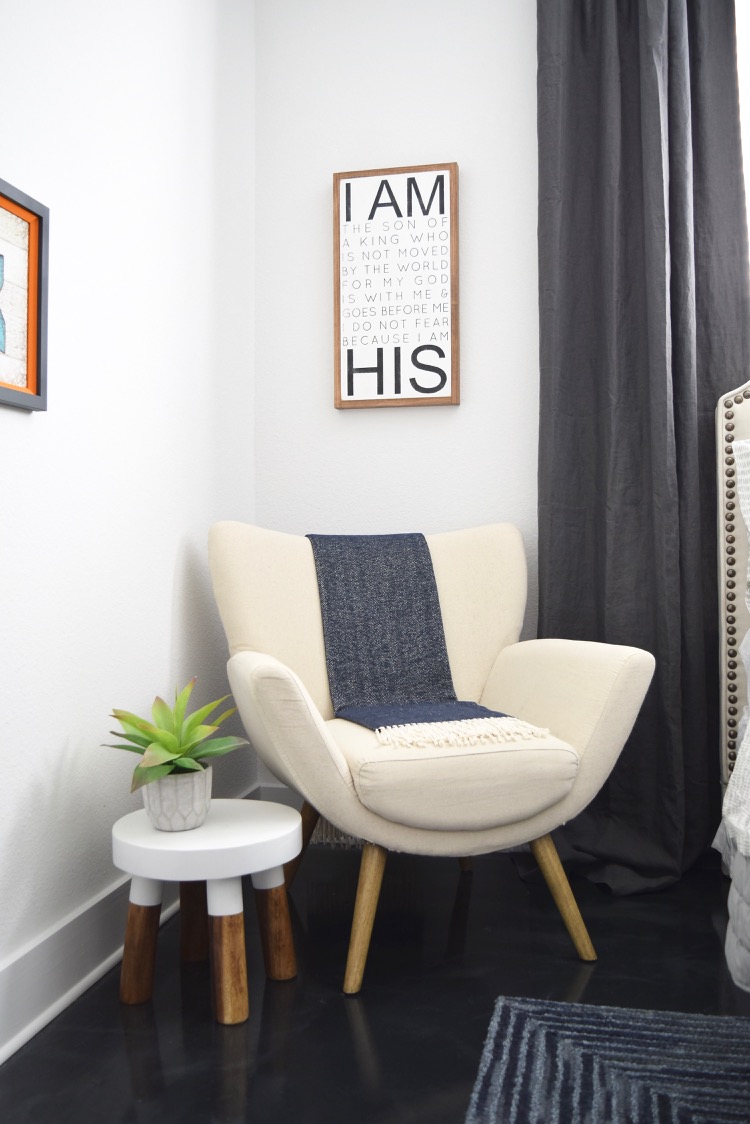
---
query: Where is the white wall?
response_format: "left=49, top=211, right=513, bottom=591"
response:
left=254, top=0, right=539, bottom=582
left=0, top=0, right=255, bottom=1059
left=0, top=0, right=540, bottom=1061
left=253, top=0, right=539, bottom=787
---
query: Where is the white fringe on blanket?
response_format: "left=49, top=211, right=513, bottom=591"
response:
left=375, top=715, right=550, bottom=749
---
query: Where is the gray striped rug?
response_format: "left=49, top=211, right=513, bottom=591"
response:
left=466, top=997, right=750, bottom=1123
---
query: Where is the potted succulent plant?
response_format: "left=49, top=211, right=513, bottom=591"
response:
left=105, top=677, right=248, bottom=830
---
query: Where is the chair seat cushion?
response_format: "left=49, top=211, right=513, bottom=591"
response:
left=327, top=718, right=579, bottom=831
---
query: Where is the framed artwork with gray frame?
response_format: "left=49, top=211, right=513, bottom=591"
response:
left=333, top=162, right=459, bottom=409
left=0, top=177, right=49, bottom=411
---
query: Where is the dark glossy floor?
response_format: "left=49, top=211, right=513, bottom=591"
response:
left=0, top=844, right=747, bottom=1124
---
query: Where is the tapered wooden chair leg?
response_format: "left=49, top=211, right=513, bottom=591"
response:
left=210, top=913, right=249, bottom=1025
left=530, top=834, right=597, bottom=961
left=120, top=902, right=161, bottom=1004
left=284, top=801, right=320, bottom=889
left=254, top=884, right=297, bottom=980
left=180, top=881, right=209, bottom=963
left=343, top=843, right=387, bottom=995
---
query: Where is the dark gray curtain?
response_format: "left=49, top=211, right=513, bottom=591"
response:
left=537, top=0, right=750, bottom=892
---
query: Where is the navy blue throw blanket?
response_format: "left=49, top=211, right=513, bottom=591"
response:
left=307, top=533, right=505, bottom=731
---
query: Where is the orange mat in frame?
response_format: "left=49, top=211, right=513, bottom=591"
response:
left=0, top=177, right=48, bottom=412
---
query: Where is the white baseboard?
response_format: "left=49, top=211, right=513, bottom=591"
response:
left=0, top=878, right=179, bottom=1066
left=0, top=784, right=262, bottom=1066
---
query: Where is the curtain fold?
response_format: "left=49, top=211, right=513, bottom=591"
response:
left=537, top=0, right=750, bottom=892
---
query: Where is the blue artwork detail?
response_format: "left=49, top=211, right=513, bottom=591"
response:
left=0, top=255, right=5, bottom=353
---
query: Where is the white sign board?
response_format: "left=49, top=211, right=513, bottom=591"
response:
left=333, top=163, right=459, bottom=409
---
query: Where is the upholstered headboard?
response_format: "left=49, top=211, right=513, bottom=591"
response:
left=717, top=381, right=750, bottom=789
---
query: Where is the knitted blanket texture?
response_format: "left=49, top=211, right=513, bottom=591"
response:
left=307, top=533, right=547, bottom=747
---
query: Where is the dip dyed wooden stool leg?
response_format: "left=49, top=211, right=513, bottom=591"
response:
left=119, top=876, right=163, bottom=1006
left=112, top=800, right=302, bottom=1025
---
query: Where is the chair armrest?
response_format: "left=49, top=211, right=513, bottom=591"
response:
left=226, top=650, right=356, bottom=803
left=481, top=638, right=655, bottom=761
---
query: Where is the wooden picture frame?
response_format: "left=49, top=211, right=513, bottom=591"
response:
left=334, top=162, right=459, bottom=409
left=0, top=178, right=49, bottom=412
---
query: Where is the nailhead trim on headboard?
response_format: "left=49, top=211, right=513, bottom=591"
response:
left=718, top=386, right=750, bottom=786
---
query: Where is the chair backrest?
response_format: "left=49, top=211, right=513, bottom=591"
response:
left=208, top=522, right=527, bottom=720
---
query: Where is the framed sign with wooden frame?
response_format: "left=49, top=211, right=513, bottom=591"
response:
left=333, top=162, right=459, bottom=409
left=0, top=177, right=49, bottom=412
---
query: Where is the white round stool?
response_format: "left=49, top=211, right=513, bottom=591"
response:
left=112, top=799, right=302, bottom=1025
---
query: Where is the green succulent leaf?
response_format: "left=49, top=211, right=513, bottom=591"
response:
left=105, top=711, right=153, bottom=752
left=130, top=761, right=176, bottom=792
left=141, top=742, right=181, bottom=769
left=182, top=696, right=231, bottom=738
left=178, top=723, right=220, bottom=754
left=211, top=706, right=238, bottom=728
left=173, top=678, right=196, bottom=734
left=112, top=708, right=151, bottom=729
left=151, top=695, right=174, bottom=733
left=110, top=680, right=246, bottom=788
left=184, top=735, right=249, bottom=760
left=112, top=708, right=140, bottom=725
left=171, top=757, right=203, bottom=773
left=112, top=731, right=152, bottom=750
left=130, top=722, right=179, bottom=753
left=103, top=740, right=147, bottom=755
left=126, top=718, right=160, bottom=738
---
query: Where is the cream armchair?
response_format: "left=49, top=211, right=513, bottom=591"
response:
left=209, top=522, right=655, bottom=993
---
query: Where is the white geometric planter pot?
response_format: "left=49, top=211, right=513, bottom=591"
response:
left=141, top=766, right=213, bottom=831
